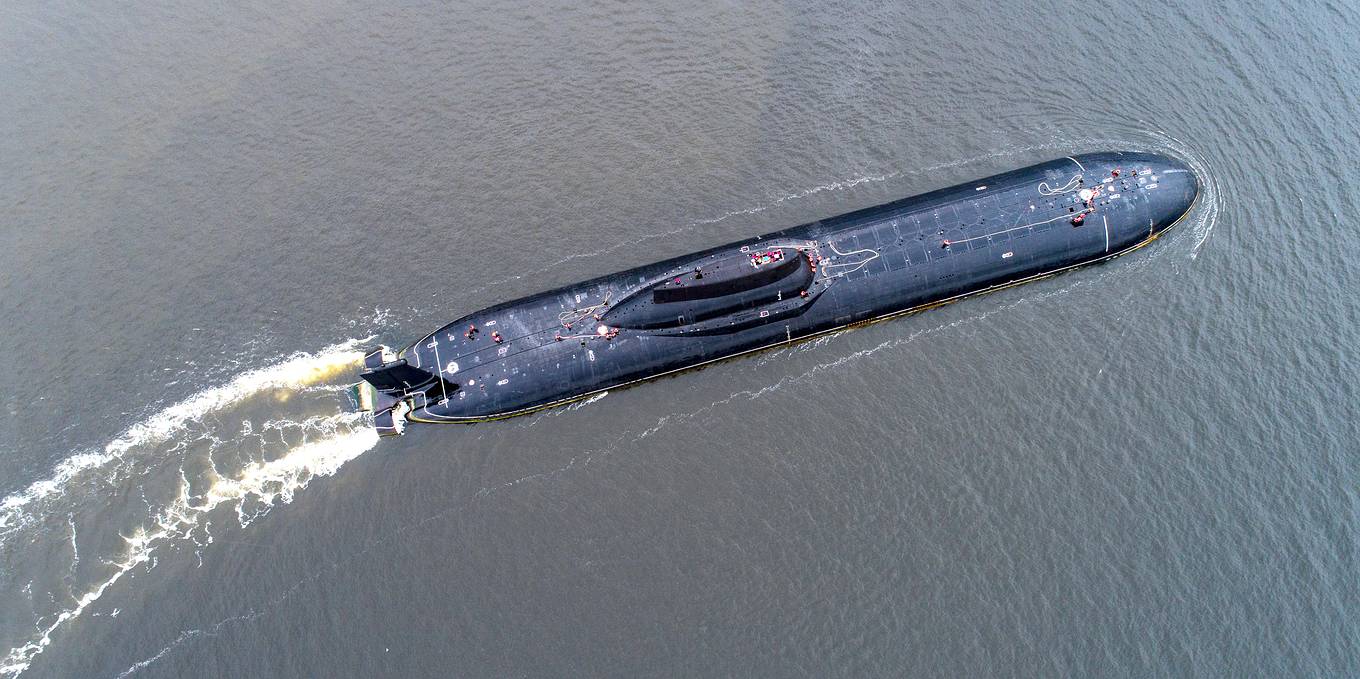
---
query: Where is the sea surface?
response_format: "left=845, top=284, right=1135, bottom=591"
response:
left=2, top=0, right=1358, bottom=676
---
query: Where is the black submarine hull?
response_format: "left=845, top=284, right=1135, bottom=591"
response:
left=358, top=152, right=1199, bottom=434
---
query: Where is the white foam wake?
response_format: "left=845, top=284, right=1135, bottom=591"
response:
left=1146, top=129, right=1221, bottom=259
left=0, top=340, right=381, bottom=678
left=0, top=339, right=370, bottom=534
left=0, top=423, right=378, bottom=678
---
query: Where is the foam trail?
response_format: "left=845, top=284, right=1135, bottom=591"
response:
left=0, top=422, right=379, bottom=678
left=1155, top=131, right=1221, bottom=259
left=691, top=172, right=902, bottom=226
left=0, top=335, right=383, bottom=677
left=0, top=339, right=370, bottom=533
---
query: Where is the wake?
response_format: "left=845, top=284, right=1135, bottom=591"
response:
left=0, top=341, right=380, bottom=678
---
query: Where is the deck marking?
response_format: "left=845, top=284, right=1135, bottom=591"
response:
left=822, top=240, right=880, bottom=277
left=432, top=340, right=449, bottom=403
left=950, top=211, right=1072, bottom=246
left=1039, top=173, right=1083, bottom=196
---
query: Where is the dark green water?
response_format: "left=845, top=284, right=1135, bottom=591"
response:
left=2, top=1, right=1358, bottom=676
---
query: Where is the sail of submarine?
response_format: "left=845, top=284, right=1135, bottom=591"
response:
left=354, top=151, right=1199, bottom=435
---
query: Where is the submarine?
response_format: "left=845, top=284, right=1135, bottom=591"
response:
left=355, top=151, right=1199, bottom=435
